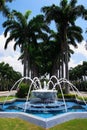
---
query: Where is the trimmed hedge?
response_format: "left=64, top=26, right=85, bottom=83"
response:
left=16, top=83, right=29, bottom=98
left=58, top=93, right=76, bottom=99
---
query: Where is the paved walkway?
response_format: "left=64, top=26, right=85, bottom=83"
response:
left=0, top=90, right=17, bottom=96
left=70, top=91, right=87, bottom=97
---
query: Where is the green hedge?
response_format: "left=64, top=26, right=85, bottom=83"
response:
left=58, top=93, right=76, bottom=99
left=16, top=83, right=29, bottom=98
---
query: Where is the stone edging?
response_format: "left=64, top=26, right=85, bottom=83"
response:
left=0, top=112, right=87, bottom=128
left=0, top=98, right=87, bottom=128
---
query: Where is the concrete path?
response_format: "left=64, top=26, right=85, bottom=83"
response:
left=70, top=91, right=87, bottom=97
left=0, top=90, right=17, bottom=96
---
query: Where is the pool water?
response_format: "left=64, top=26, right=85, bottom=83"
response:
left=1, top=100, right=87, bottom=118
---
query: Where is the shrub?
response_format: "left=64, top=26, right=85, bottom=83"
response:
left=58, top=93, right=76, bottom=99
left=16, top=83, right=29, bottom=98
left=73, top=81, right=87, bottom=91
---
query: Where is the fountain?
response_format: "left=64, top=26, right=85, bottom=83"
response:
left=1, top=76, right=87, bottom=129
left=2, top=76, right=87, bottom=113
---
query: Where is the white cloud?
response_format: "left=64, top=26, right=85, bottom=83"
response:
left=0, top=33, right=23, bottom=74
left=70, top=40, right=87, bottom=58
left=69, top=58, right=83, bottom=68
left=75, top=41, right=87, bottom=58
left=69, top=40, right=87, bottom=68
left=69, top=59, right=77, bottom=68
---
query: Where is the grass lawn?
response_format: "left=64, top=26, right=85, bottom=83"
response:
left=0, top=118, right=45, bottom=130
left=0, top=118, right=87, bottom=130
left=0, top=96, right=15, bottom=102
left=50, top=119, right=87, bottom=130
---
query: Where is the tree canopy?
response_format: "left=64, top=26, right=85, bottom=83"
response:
left=0, top=62, right=22, bottom=91
left=2, top=0, right=87, bottom=82
left=69, top=61, right=87, bottom=81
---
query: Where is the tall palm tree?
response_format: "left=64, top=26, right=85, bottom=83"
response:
left=35, top=35, right=60, bottom=77
left=48, top=25, right=83, bottom=78
left=18, top=14, right=51, bottom=78
left=3, top=10, right=51, bottom=77
left=3, top=10, right=32, bottom=76
left=0, top=0, right=13, bottom=17
left=42, top=0, right=86, bottom=93
left=26, top=14, right=51, bottom=77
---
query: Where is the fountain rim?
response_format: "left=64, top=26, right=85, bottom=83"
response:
left=32, top=89, right=57, bottom=92
left=0, top=111, right=87, bottom=128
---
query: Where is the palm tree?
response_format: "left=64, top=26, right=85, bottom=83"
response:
left=35, top=35, right=60, bottom=77
left=18, top=14, right=51, bottom=78
left=42, top=0, right=86, bottom=93
left=26, top=14, right=51, bottom=77
left=48, top=25, right=83, bottom=78
left=3, top=10, right=32, bottom=77
left=3, top=10, right=51, bottom=77
left=0, top=0, right=13, bottom=17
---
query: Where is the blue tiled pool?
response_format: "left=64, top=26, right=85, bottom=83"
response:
left=1, top=100, right=87, bottom=118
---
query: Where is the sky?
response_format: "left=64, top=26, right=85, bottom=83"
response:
left=0, top=0, right=87, bottom=75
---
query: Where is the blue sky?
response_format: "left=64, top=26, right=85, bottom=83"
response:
left=0, top=0, right=87, bottom=74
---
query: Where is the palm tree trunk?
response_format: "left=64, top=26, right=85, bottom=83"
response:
left=65, top=44, right=69, bottom=94
left=51, top=58, right=58, bottom=77
left=63, top=27, right=69, bottom=94
left=23, top=48, right=28, bottom=77
left=32, top=64, right=39, bottom=77
left=27, top=55, right=31, bottom=77
left=23, top=56, right=27, bottom=77
left=61, top=53, right=64, bottom=78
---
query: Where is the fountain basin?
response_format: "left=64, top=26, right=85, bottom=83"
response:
left=31, top=89, right=57, bottom=101
left=1, top=98, right=87, bottom=128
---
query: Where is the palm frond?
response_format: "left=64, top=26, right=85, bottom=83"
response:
left=24, top=10, right=32, bottom=20
left=12, top=10, right=27, bottom=26
left=4, top=35, right=14, bottom=49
